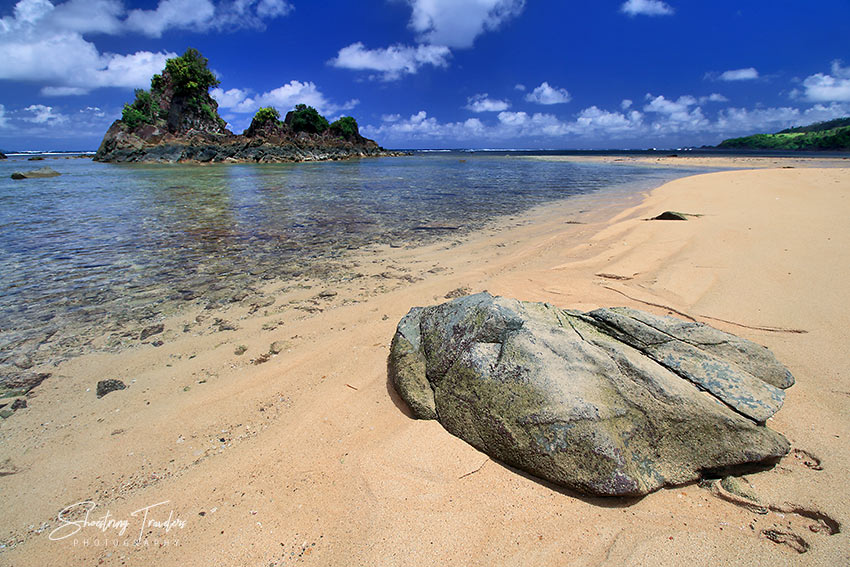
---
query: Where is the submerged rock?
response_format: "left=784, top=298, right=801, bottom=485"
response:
left=11, top=166, right=61, bottom=179
left=389, top=292, right=793, bottom=497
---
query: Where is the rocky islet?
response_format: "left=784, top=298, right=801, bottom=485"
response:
left=94, top=49, right=403, bottom=164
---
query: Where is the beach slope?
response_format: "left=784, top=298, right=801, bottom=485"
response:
left=1, top=163, right=848, bottom=566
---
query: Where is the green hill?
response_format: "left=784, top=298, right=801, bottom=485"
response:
left=717, top=117, right=850, bottom=150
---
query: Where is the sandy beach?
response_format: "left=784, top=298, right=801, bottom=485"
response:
left=1, top=157, right=848, bottom=566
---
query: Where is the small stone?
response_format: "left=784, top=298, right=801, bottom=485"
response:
left=10, top=166, right=61, bottom=179
left=10, top=399, right=27, bottom=410
left=12, top=355, right=34, bottom=370
left=318, top=290, right=338, bottom=298
left=269, top=341, right=287, bottom=354
left=2, top=372, right=50, bottom=393
left=651, top=211, right=689, bottom=221
left=234, top=345, right=248, bottom=355
left=151, top=340, right=164, bottom=347
left=444, top=286, right=471, bottom=299
left=139, top=323, right=164, bottom=341
left=96, top=379, right=126, bottom=398
left=0, top=409, right=13, bottom=419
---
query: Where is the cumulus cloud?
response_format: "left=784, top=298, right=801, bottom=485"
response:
left=335, top=1, right=523, bottom=81
left=465, top=94, right=510, bottom=112
left=713, top=102, right=850, bottom=134
left=0, top=0, right=292, bottom=94
left=717, top=67, right=759, bottom=81
left=573, top=106, right=643, bottom=135
left=525, top=82, right=571, bottom=105
left=801, top=61, right=850, bottom=102
left=125, top=0, right=216, bottom=36
left=643, top=94, right=709, bottom=131
left=360, top=95, right=850, bottom=148
left=329, top=42, right=451, bottom=81
left=211, top=81, right=358, bottom=117
left=620, top=0, right=674, bottom=17
left=407, top=0, right=525, bottom=48
left=23, top=103, right=67, bottom=123
left=362, top=110, right=487, bottom=142
left=700, top=93, right=729, bottom=103
left=0, top=100, right=120, bottom=141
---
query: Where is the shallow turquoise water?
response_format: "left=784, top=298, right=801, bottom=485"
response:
left=0, top=153, right=710, bottom=366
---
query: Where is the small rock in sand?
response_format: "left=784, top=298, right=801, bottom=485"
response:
left=139, top=323, right=164, bottom=340
left=96, top=379, right=126, bottom=398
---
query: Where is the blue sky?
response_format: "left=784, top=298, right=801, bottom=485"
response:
left=1, top=0, right=849, bottom=150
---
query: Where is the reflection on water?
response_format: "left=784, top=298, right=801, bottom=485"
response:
left=0, top=154, right=709, bottom=366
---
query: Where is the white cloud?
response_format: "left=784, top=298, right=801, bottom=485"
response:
left=572, top=106, right=643, bottom=135
left=360, top=95, right=850, bottom=148
left=700, top=93, right=728, bottom=103
left=212, top=81, right=358, bottom=118
left=41, top=86, right=88, bottom=96
left=466, top=94, right=510, bottom=112
left=329, top=42, right=451, bottom=80
left=125, top=0, right=216, bottom=37
left=514, top=83, right=526, bottom=91
left=801, top=61, right=850, bottom=102
left=621, top=99, right=633, bottom=110
left=407, top=0, right=525, bottom=48
left=0, top=100, right=120, bottom=141
left=211, top=87, right=250, bottom=109
left=711, top=102, right=850, bottom=135
left=126, top=0, right=292, bottom=36
left=525, top=82, right=571, bottom=105
left=23, top=103, right=67, bottom=123
left=620, top=0, right=674, bottom=17
left=362, top=110, right=487, bottom=142
left=643, top=94, right=708, bottom=131
left=0, top=0, right=291, bottom=94
left=718, top=67, right=759, bottom=81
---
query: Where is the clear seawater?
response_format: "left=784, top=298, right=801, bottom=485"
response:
left=0, top=153, right=714, bottom=367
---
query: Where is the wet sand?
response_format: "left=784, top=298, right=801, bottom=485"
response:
left=1, top=158, right=848, bottom=566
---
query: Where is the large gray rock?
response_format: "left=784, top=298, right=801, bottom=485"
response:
left=389, top=292, right=793, bottom=496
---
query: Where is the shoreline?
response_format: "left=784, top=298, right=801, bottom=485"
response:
left=2, top=158, right=848, bottom=565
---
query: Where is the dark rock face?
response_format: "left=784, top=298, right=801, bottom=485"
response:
left=94, top=121, right=403, bottom=164
left=651, top=211, right=689, bottom=221
left=139, top=323, right=164, bottom=341
left=96, top=379, right=126, bottom=398
left=10, top=166, right=61, bottom=179
left=0, top=151, right=7, bottom=159
left=389, top=292, right=793, bottom=497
